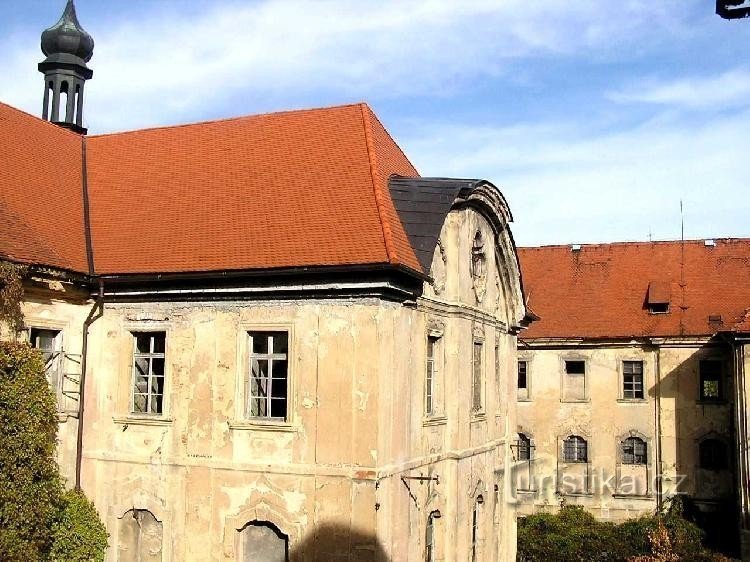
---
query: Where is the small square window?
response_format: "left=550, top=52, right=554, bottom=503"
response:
left=699, top=360, right=722, bottom=401
left=247, top=331, right=289, bottom=421
left=623, top=361, right=644, bottom=399
left=565, top=361, right=585, bottom=375
left=131, top=332, right=166, bottom=415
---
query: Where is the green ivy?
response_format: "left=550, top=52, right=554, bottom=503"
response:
left=0, top=262, right=27, bottom=333
left=0, top=342, right=108, bottom=561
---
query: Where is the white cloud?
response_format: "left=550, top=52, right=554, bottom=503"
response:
left=609, top=67, right=750, bottom=110
left=402, top=111, right=750, bottom=246
left=0, top=0, right=695, bottom=132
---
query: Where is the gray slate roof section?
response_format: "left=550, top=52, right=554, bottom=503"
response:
left=389, top=176, right=481, bottom=274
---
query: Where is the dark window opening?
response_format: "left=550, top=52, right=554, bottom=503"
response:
left=518, top=360, right=528, bottom=390
left=563, top=435, right=588, bottom=463
left=699, top=439, right=728, bottom=470
left=565, top=360, right=585, bottom=375
left=622, top=436, right=647, bottom=465
left=699, top=360, right=722, bottom=401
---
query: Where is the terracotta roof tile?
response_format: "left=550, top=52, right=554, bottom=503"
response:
left=0, top=103, right=88, bottom=272
left=519, top=239, right=750, bottom=339
left=86, top=103, right=421, bottom=275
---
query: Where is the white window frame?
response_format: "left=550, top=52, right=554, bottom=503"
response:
left=130, top=331, right=167, bottom=416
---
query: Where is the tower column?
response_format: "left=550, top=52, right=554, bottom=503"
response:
left=50, top=79, right=62, bottom=123
left=65, top=82, right=76, bottom=123
left=42, top=82, right=50, bottom=121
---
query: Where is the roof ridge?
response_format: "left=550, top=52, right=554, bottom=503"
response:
left=88, top=102, right=367, bottom=138
left=0, top=101, right=84, bottom=139
left=360, top=103, right=397, bottom=265
left=362, top=103, right=420, bottom=176
left=518, top=238, right=750, bottom=251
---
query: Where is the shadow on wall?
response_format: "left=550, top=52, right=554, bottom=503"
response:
left=290, top=523, right=391, bottom=562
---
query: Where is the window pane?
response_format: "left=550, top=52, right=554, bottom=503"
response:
left=251, top=376, right=268, bottom=398
left=565, top=361, right=585, bottom=375
left=270, top=398, right=286, bottom=419
left=250, top=397, right=267, bottom=417
left=133, top=394, right=147, bottom=413
left=518, top=361, right=527, bottom=390
left=271, top=360, right=287, bottom=379
left=150, top=375, right=165, bottom=395
left=272, top=333, right=288, bottom=355
left=151, top=358, right=165, bottom=377
left=251, top=333, right=271, bottom=354
left=152, top=334, right=166, bottom=354
left=271, top=377, right=287, bottom=400
left=252, top=359, right=269, bottom=379
left=135, top=334, right=151, bottom=354
left=150, top=394, right=163, bottom=414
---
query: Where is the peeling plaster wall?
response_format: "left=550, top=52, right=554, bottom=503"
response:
left=12, top=203, right=524, bottom=561
left=516, top=341, right=735, bottom=522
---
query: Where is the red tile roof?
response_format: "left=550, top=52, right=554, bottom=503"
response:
left=0, top=102, right=88, bottom=272
left=0, top=102, right=423, bottom=276
left=519, top=239, right=750, bottom=340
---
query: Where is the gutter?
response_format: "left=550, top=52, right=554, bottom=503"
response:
left=74, top=280, right=104, bottom=491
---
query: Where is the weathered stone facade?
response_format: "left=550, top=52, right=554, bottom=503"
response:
left=17, top=201, right=526, bottom=561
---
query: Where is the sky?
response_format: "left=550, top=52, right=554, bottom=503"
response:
left=2, top=1, right=749, bottom=247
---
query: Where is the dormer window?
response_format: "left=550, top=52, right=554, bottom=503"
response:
left=647, top=281, right=670, bottom=314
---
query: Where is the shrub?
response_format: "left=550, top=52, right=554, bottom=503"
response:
left=518, top=502, right=736, bottom=562
left=0, top=342, right=108, bottom=561
left=49, top=490, right=109, bottom=561
left=0, top=341, right=61, bottom=560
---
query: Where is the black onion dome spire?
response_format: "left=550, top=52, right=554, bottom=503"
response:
left=41, top=0, right=94, bottom=63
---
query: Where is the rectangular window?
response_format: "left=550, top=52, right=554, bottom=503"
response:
left=30, top=328, right=62, bottom=394
left=426, top=336, right=439, bottom=416
left=564, top=360, right=586, bottom=401
left=517, top=360, right=529, bottom=402
left=472, top=341, right=483, bottom=412
left=131, top=332, right=166, bottom=415
left=247, top=331, right=289, bottom=420
left=699, top=360, right=722, bottom=401
left=623, top=361, right=644, bottom=399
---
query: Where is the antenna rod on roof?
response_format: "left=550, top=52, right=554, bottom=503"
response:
left=679, top=200, right=686, bottom=336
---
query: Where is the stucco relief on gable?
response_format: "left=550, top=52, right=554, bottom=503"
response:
left=471, top=230, right=488, bottom=304
left=430, top=238, right=448, bottom=295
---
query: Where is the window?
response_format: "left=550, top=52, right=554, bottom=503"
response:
left=425, top=511, right=440, bottom=562
left=518, top=360, right=529, bottom=400
left=563, top=435, right=588, bottom=463
left=117, top=509, right=163, bottom=560
left=647, top=281, right=670, bottom=314
left=247, top=331, right=289, bottom=420
left=564, top=360, right=586, bottom=400
left=699, top=439, right=728, bottom=470
left=426, top=335, right=439, bottom=416
left=623, top=361, right=644, bottom=399
left=471, top=496, right=483, bottom=562
left=131, top=332, right=166, bottom=415
left=238, top=521, right=288, bottom=562
left=517, top=433, right=531, bottom=461
left=699, top=360, right=722, bottom=401
left=622, top=437, right=647, bottom=465
left=30, top=328, right=62, bottom=394
left=472, top=341, right=483, bottom=411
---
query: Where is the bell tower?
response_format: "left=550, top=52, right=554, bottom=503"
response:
left=38, top=0, right=94, bottom=134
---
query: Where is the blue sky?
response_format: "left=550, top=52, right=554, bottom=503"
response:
left=3, top=1, right=749, bottom=247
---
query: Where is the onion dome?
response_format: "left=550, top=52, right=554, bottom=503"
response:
left=41, top=0, right=94, bottom=63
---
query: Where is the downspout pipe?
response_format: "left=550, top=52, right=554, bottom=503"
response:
left=74, top=280, right=104, bottom=491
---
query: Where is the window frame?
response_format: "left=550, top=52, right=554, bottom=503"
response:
left=622, top=436, right=648, bottom=465
left=246, top=330, right=291, bottom=422
left=621, top=360, right=645, bottom=401
left=517, top=433, right=532, bottom=461
left=472, top=339, right=485, bottom=413
left=561, top=357, right=588, bottom=402
left=699, top=359, right=723, bottom=402
left=29, top=327, right=64, bottom=401
left=563, top=435, right=588, bottom=463
left=425, top=334, right=441, bottom=417
left=130, top=331, right=167, bottom=417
